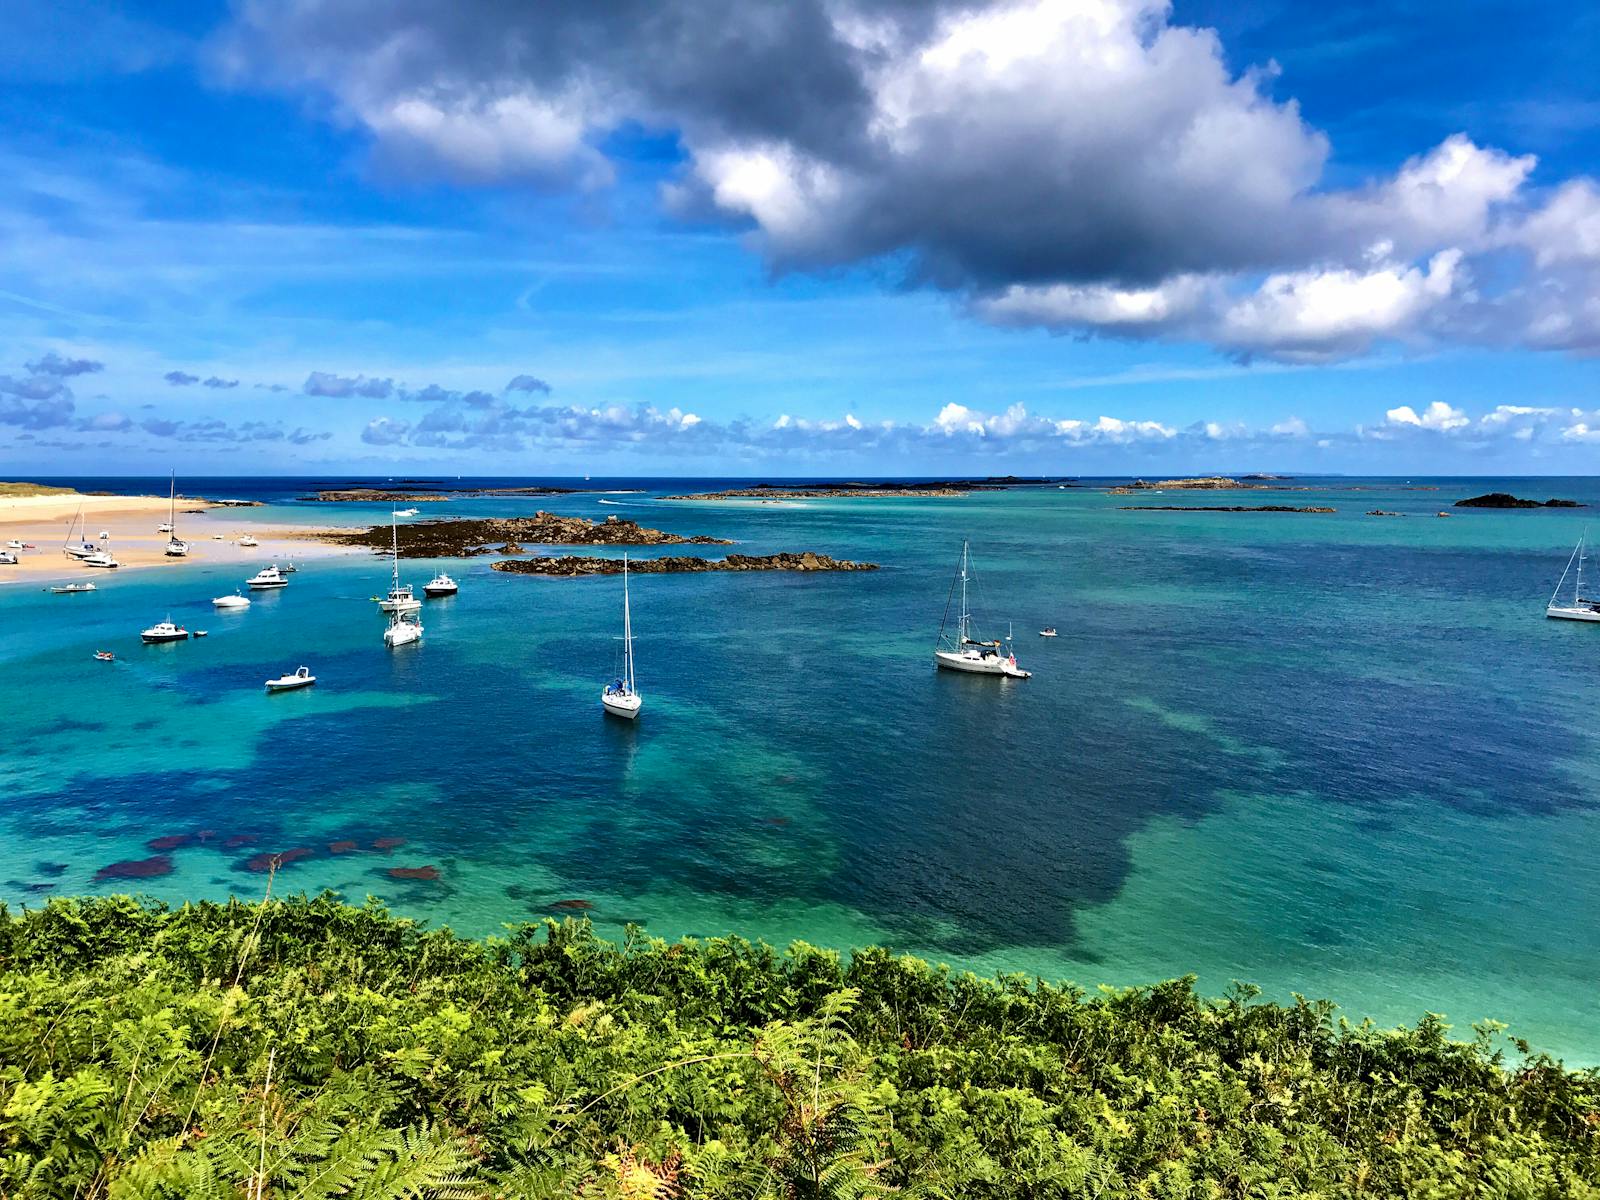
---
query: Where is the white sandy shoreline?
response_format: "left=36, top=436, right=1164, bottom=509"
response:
left=0, top=492, right=356, bottom=585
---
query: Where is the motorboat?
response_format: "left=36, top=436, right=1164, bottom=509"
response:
left=1547, top=533, right=1600, bottom=622
left=157, top=523, right=172, bottom=534
left=94, top=651, right=114, bottom=662
left=395, top=507, right=420, bottom=517
left=0, top=551, right=16, bottom=565
left=423, top=572, right=458, bottom=596
left=246, top=565, right=288, bottom=589
left=279, top=562, right=298, bottom=573
left=1039, top=627, right=1058, bottom=637
left=194, top=630, right=208, bottom=638
left=141, top=618, right=190, bottom=644
left=238, top=534, right=259, bottom=547
left=933, top=542, right=1031, bottom=678
left=213, top=591, right=251, bottom=609
left=265, top=666, right=316, bottom=692
left=600, top=555, right=642, bottom=719
left=50, top=582, right=96, bottom=594
left=383, top=609, right=423, bottom=648
left=378, top=510, right=421, bottom=612
left=5, top=539, right=32, bottom=550
left=81, top=552, right=119, bottom=569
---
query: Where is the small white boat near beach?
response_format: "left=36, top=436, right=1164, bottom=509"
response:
left=81, top=552, right=119, bottom=569
left=395, top=507, right=420, bottom=517
left=50, top=582, right=96, bottom=594
left=1547, top=532, right=1600, bottom=622
left=601, top=555, right=642, bottom=719
left=238, top=534, right=259, bottom=547
left=933, top=542, right=1031, bottom=678
left=0, top=551, right=16, bottom=565
left=213, top=591, right=251, bottom=609
left=265, top=666, right=316, bottom=692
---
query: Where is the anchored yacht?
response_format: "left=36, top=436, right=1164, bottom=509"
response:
left=933, top=542, right=1031, bottom=678
left=601, top=555, right=642, bottom=719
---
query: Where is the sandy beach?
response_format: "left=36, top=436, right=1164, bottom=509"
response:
left=0, top=491, right=353, bottom=585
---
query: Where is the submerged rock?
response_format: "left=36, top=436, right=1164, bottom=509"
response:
left=386, top=865, right=441, bottom=881
left=94, top=855, right=173, bottom=881
left=245, top=847, right=313, bottom=872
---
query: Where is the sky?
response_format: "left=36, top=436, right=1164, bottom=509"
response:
left=1, top=0, right=1598, bottom=476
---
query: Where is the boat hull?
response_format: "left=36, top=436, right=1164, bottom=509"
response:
left=378, top=598, right=422, bottom=613
left=141, top=632, right=189, bottom=644
left=1547, top=605, right=1600, bottom=622
left=423, top=585, right=457, bottom=596
left=265, top=678, right=315, bottom=692
left=602, top=691, right=642, bottom=719
left=934, top=649, right=1031, bottom=678
left=247, top=579, right=287, bottom=589
left=384, top=625, right=423, bottom=648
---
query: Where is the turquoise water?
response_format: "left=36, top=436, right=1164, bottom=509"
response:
left=4, top=477, right=1600, bottom=1061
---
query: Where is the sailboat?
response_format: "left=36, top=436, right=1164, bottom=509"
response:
left=163, top=472, right=188, bottom=557
left=383, top=609, right=423, bottom=647
left=61, top=504, right=100, bottom=560
left=1547, top=532, right=1600, bottom=621
left=378, top=510, right=421, bottom=613
left=933, top=541, right=1031, bottom=678
left=601, top=554, right=642, bottom=718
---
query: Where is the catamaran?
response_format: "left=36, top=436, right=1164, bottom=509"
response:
left=378, top=510, right=421, bottom=613
left=601, top=554, right=642, bottom=719
left=163, top=473, right=188, bottom=557
left=1547, top=532, right=1600, bottom=622
left=933, top=541, right=1031, bottom=678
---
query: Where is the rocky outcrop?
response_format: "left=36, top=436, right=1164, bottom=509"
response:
left=492, top=552, right=879, bottom=577
left=300, top=485, right=579, bottom=502
left=1454, top=493, right=1584, bottom=509
left=665, top=486, right=967, bottom=500
left=1121, top=505, right=1336, bottom=513
left=313, top=512, right=731, bottom=556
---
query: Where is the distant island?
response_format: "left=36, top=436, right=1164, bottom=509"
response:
left=1108, top=476, right=1268, bottom=494
left=662, top=478, right=1060, bottom=501
left=312, top=512, right=729, bottom=556
left=1122, top=504, right=1336, bottom=513
left=493, top=552, right=878, bottom=576
left=1455, top=493, right=1584, bottom=509
left=301, top=485, right=580, bottom=502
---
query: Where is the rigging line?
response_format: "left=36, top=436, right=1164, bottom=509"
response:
left=936, top=561, right=959, bottom=648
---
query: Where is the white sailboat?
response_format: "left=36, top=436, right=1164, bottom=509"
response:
left=164, top=472, right=188, bottom=557
left=1547, top=532, right=1600, bottom=622
left=933, top=541, right=1031, bottom=678
left=601, top=555, right=642, bottom=719
left=378, top=510, right=421, bottom=613
left=62, top=504, right=100, bottom=560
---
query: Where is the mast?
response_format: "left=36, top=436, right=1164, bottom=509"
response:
left=1579, top=533, right=1588, bottom=606
left=958, top=540, right=970, bottom=645
left=169, top=472, right=176, bottom=535
left=390, top=509, right=400, bottom=591
left=622, top=554, right=634, bottom=692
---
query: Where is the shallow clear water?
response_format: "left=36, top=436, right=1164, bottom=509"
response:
left=4, top=476, right=1599, bottom=1061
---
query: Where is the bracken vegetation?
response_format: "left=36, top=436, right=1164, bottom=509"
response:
left=1, top=894, right=1596, bottom=1198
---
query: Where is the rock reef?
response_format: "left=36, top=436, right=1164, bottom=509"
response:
left=312, top=512, right=730, bottom=557
left=1454, top=493, right=1584, bottom=509
left=301, top=485, right=580, bottom=502
left=493, top=552, right=879, bottom=577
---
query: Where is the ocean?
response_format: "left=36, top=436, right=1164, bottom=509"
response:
left=3, top=475, right=1598, bottom=1061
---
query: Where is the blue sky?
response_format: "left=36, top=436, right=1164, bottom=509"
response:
left=1, top=0, right=1597, bottom=475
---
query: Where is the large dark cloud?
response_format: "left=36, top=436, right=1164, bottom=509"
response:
left=0, top=368, right=75, bottom=429
left=220, top=0, right=1600, bottom=360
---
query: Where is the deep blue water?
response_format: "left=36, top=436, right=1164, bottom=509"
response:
left=4, top=475, right=1599, bottom=1060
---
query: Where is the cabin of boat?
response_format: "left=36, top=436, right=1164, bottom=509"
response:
left=141, top=619, right=189, bottom=644
left=246, top=565, right=288, bottom=588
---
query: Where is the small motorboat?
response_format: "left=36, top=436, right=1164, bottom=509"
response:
left=97, top=530, right=110, bottom=540
left=265, top=666, right=316, bottom=692
left=5, top=539, right=31, bottom=549
left=246, top=565, right=288, bottom=589
left=194, top=630, right=208, bottom=638
left=0, top=551, right=16, bottom=565
left=279, top=562, right=298, bottom=573
left=50, top=582, right=96, bottom=594
left=383, top=610, right=423, bottom=648
left=395, top=507, right=420, bottom=517
left=423, top=572, right=458, bottom=596
left=157, top=522, right=173, bottom=533
left=213, top=591, right=251, bottom=609
left=238, top=534, right=259, bottom=547
left=141, top=619, right=190, bottom=644
left=94, top=650, right=115, bottom=662
left=1039, top=627, right=1058, bottom=638
left=212, top=533, right=224, bottom=540
left=81, top=552, right=119, bottom=569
